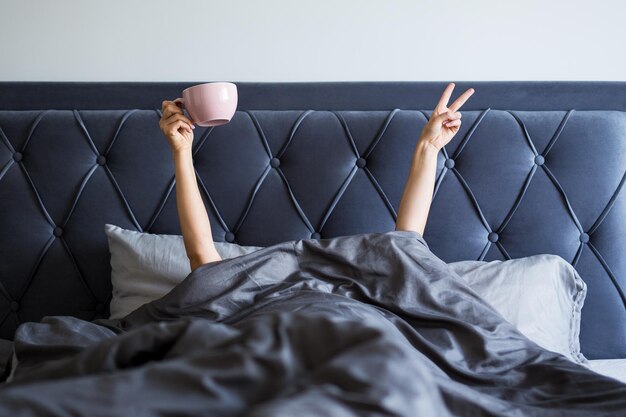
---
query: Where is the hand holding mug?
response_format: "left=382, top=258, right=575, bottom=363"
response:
left=159, top=100, right=195, bottom=153
left=175, top=82, right=238, bottom=127
left=159, top=82, right=238, bottom=153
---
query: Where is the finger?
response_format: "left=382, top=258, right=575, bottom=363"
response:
left=162, top=108, right=183, bottom=121
left=162, top=102, right=195, bottom=125
left=448, top=88, right=475, bottom=112
left=161, top=100, right=179, bottom=112
left=435, top=82, right=455, bottom=111
left=433, top=110, right=461, bottom=124
left=166, top=120, right=192, bottom=134
left=162, top=115, right=194, bottom=132
left=443, top=117, right=462, bottom=124
left=162, top=99, right=185, bottom=115
left=162, top=103, right=184, bottom=119
left=163, top=112, right=194, bottom=126
left=167, top=120, right=193, bottom=135
left=163, top=113, right=196, bottom=129
left=443, top=119, right=462, bottom=128
left=160, top=112, right=189, bottom=128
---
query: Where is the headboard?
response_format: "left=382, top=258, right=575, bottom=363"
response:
left=1, top=82, right=625, bottom=359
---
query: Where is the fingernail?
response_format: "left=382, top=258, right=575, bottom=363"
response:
left=191, top=125, right=195, bottom=130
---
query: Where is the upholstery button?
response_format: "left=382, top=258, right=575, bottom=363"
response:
left=445, top=158, right=455, bottom=169
left=53, top=226, right=63, bottom=237
left=488, top=232, right=499, bottom=243
left=13, top=152, right=22, bottom=162
left=580, top=233, right=590, bottom=243
left=270, top=158, right=280, bottom=168
left=311, top=232, right=321, bottom=239
left=534, top=155, right=545, bottom=166
left=225, top=232, right=235, bottom=243
left=95, top=303, right=104, bottom=314
left=356, top=158, right=366, bottom=168
left=97, top=155, right=107, bottom=166
left=10, top=301, right=19, bottom=312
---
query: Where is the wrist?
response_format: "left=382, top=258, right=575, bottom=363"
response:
left=172, top=148, right=194, bottom=166
left=172, top=147, right=193, bottom=159
left=414, top=139, right=440, bottom=158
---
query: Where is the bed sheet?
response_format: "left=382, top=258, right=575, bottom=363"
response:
left=587, top=359, right=626, bottom=384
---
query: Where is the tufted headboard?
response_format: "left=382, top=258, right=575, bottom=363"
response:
left=1, top=82, right=625, bottom=359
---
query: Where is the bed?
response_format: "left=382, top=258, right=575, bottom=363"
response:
left=0, top=81, right=625, bottom=415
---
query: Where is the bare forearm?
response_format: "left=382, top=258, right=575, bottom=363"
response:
left=395, top=141, right=439, bottom=235
left=395, top=83, right=475, bottom=235
left=173, top=149, right=221, bottom=269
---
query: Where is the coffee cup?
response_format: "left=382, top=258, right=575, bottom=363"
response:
left=174, top=82, right=238, bottom=127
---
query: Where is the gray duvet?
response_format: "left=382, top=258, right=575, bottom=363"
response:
left=1, top=231, right=625, bottom=416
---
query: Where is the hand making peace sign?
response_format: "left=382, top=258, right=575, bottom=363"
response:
left=419, top=83, right=475, bottom=151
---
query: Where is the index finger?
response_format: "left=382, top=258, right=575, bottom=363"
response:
left=161, top=101, right=183, bottom=118
left=161, top=100, right=180, bottom=112
left=448, top=88, right=475, bottom=112
left=435, top=82, right=456, bottom=111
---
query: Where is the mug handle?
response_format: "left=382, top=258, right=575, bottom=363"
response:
left=173, top=98, right=195, bottom=125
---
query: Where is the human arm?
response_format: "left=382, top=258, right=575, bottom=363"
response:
left=395, top=83, right=475, bottom=235
left=159, top=100, right=222, bottom=271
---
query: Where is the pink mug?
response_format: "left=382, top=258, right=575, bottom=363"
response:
left=174, top=82, right=238, bottom=127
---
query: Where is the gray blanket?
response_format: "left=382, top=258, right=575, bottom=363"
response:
left=2, top=231, right=625, bottom=416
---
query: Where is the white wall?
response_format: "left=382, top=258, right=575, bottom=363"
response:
left=1, top=0, right=624, bottom=81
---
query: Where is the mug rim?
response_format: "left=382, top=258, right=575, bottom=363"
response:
left=183, top=82, right=236, bottom=95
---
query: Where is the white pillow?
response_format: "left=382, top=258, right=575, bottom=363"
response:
left=105, top=224, right=262, bottom=319
left=448, top=255, right=588, bottom=365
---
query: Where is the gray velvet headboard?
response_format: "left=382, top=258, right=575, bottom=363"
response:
left=0, top=81, right=625, bottom=359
